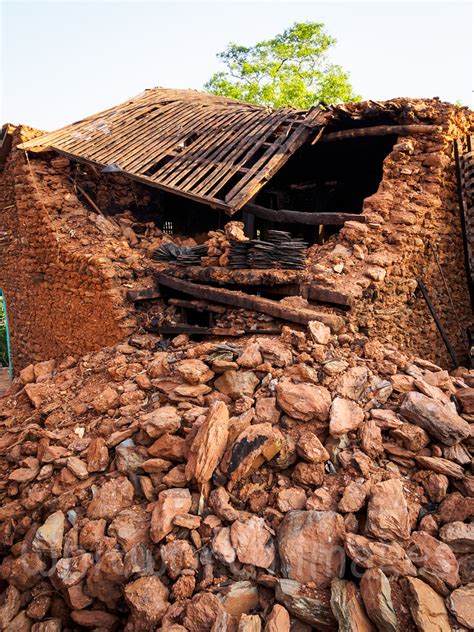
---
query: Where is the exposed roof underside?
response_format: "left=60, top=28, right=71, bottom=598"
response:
left=19, top=88, right=326, bottom=213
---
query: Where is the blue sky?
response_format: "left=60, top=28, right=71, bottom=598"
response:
left=1, top=1, right=472, bottom=131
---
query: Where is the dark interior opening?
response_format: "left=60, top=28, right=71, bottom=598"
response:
left=250, top=133, right=398, bottom=243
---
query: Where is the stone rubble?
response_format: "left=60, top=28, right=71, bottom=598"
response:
left=0, top=323, right=472, bottom=630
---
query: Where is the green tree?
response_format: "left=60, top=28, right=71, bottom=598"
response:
left=205, top=22, right=361, bottom=109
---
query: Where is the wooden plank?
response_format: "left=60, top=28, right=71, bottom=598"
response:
left=168, top=298, right=227, bottom=313
left=319, top=124, right=440, bottom=142
left=156, top=273, right=344, bottom=332
left=146, top=323, right=281, bottom=337
left=243, top=202, right=366, bottom=225
left=308, top=285, right=353, bottom=308
left=417, top=278, right=459, bottom=368
left=126, top=287, right=161, bottom=302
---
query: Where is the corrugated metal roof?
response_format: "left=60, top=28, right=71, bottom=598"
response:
left=18, top=88, right=325, bottom=213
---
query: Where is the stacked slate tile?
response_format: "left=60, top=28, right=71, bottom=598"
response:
left=268, top=230, right=307, bottom=269
left=227, top=231, right=307, bottom=269
left=152, top=243, right=207, bottom=265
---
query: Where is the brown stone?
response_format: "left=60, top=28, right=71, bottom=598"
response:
left=230, top=516, right=275, bottom=568
left=175, top=359, right=214, bottom=384
left=278, top=510, right=345, bottom=587
left=308, top=320, right=331, bottom=345
left=263, top=604, right=290, bottom=632
left=455, top=386, right=474, bottom=413
left=8, top=553, right=46, bottom=590
left=276, top=380, right=331, bottom=422
left=345, top=533, right=416, bottom=577
left=439, top=521, right=474, bottom=553
left=366, top=479, right=410, bottom=541
left=292, top=462, right=325, bottom=486
left=141, top=405, right=181, bottom=438
left=0, top=586, right=21, bottom=629
left=91, top=385, right=120, bottom=413
left=407, top=531, right=459, bottom=589
left=151, top=488, right=192, bottom=543
left=124, top=576, right=169, bottom=630
left=276, top=487, right=306, bottom=512
left=399, top=392, right=470, bottom=445
left=32, top=510, right=65, bottom=558
left=296, top=431, right=329, bottom=463
left=221, top=581, right=259, bottom=618
left=185, top=401, right=229, bottom=484
left=421, top=472, right=448, bottom=503
left=161, top=540, right=198, bottom=579
left=330, top=578, right=374, bottom=632
left=71, top=609, right=118, bottom=628
left=255, top=397, right=280, bottom=424
left=87, top=476, right=134, bottom=520
left=415, top=455, right=464, bottom=479
left=108, top=506, right=150, bottom=551
left=446, top=584, right=474, bottom=629
left=275, top=579, right=336, bottom=630
left=360, top=568, right=398, bottom=632
left=329, top=397, right=364, bottom=437
left=214, top=370, right=259, bottom=399
left=55, top=553, right=94, bottom=588
left=404, top=577, right=450, bottom=632
left=338, top=481, right=369, bottom=513
left=183, top=592, right=223, bottom=632
left=86, top=437, right=109, bottom=472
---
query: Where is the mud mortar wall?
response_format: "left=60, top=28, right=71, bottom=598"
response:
left=0, top=130, right=135, bottom=372
left=309, top=101, right=473, bottom=368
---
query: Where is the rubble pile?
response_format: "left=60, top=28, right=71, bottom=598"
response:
left=0, top=325, right=472, bottom=631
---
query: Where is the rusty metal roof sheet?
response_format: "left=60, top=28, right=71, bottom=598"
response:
left=18, top=88, right=325, bottom=213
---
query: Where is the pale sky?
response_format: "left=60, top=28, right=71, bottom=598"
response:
left=1, top=0, right=472, bottom=132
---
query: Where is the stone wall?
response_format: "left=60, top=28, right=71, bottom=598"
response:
left=308, top=99, right=473, bottom=368
left=0, top=128, right=137, bottom=372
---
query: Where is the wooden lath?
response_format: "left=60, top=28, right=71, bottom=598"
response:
left=18, top=88, right=326, bottom=213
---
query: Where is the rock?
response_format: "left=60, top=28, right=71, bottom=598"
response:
left=437, top=492, right=474, bottom=524
left=0, top=586, right=21, bottom=629
left=360, top=568, right=398, bottom=632
left=255, top=397, right=280, bottom=424
left=161, top=540, right=198, bottom=579
left=66, top=456, right=89, bottom=480
left=275, top=579, right=336, bottom=630
left=455, top=386, right=474, bottom=413
left=446, top=584, right=474, bottom=629
left=292, top=462, right=325, bottom=486
left=296, top=431, right=329, bottom=463
left=175, top=359, right=214, bottom=384
left=71, top=608, right=118, bottom=628
left=308, top=320, right=331, bottom=345
left=8, top=553, right=46, bottom=590
left=414, top=455, right=464, bottom=479
left=329, top=397, right=364, bottom=437
left=278, top=511, right=345, bottom=586
left=34, top=359, right=55, bottom=382
left=151, top=488, right=192, bottom=543
left=237, top=343, right=263, bottom=369
left=91, top=385, right=120, bottom=413
left=439, top=521, right=474, bottom=553
left=55, top=553, right=94, bottom=588
left=185, top=401, right=229, bottom=485
left=141, top=405, right=181, bottom=438
left=19, top=364, right=35, bottom=384
left=399, top=392, right=470, bottom=445
left=407, top=531, right=459, bottom=589
left=338, top=481, right=369, bottom=513
left=214, top=370, right=259, bottom=399
left=87, top=476, right=134, bottom=520
left=276, top=380, right=331, bottom=422
left=421, top=472, right=449, bottom=503
left=32, top=510, right=65, bottom=558
left=222, top=423, right=283, bottom=485
left=336, top=366, right=369, bottom=400
left=263, top=604, right=290, bottom=632
left=404, top=577, right=450, bottom=632
left=149, top=433, right=186, bottom=461
left=183, top=592, right=223, bottom=632
left=277, top=487, right=307, bottom=512
left=212, top=527, right=236, bottom=564
left=330, top=578, right=374, bottom=632
left=108, top=506, right=150, bottom=551
left=86, top=437, right=109, bottom=472
left=124, top=576, right=169, bottom=630
left=239, top=614, right=261, bottom=631
left=366, top=479, right=410, bottom=541
left=230, top=516, right=275, bottom=568
left=24, top=383, right=53, bottom=408
left=221, top=581, right=259, bottom=618
left=345, top=533, right=416, bottom=577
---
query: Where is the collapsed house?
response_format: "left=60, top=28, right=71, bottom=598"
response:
left=0, top=90, right=473, bottom=630
left=0, top=88, right=472, bottom=372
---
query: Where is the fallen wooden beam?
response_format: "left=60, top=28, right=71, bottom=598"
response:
left=168, top=298, right=226, bottom=314
left=126, top=287, right=161, bottom=302
left=243, top=202, right=365, bottom=226
left=308, top=285, right=353, bottom=308
left=146, top=323, right=281, bottom=337
left=319, top=124, right=440, bottom=143
left=417, top=278, right=458, bottom=368
left=156, top=273, right=344, bottom=332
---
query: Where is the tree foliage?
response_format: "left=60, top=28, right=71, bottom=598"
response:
left=205, top=22, right=361, bottom=109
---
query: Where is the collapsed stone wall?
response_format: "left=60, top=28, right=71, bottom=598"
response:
left=0, top=128, right=140, bottom=372
left=309, top=99, right=473, bottom=368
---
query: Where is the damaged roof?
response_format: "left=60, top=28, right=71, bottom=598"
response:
left=18, top=88, right=326, bottom=213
